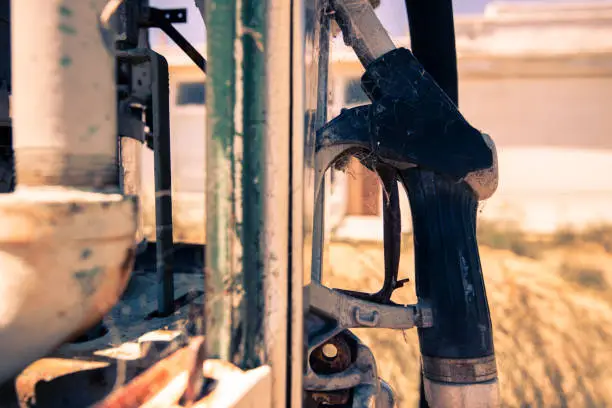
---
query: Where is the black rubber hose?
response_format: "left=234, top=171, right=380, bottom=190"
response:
left=403, top=2, right=480, bottom=406
left=404, top=0, right=458, bottom=105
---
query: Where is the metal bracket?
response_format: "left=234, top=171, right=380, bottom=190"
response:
left=304, top=330, right=395, bottom=408
left=116, top=51, right=152, bottom=145
left=141, top=7, right=207, bottom=73
left=308, top=282, right=432, bottom=342
left=148, top=8, right=188, bottom=24
left=304, top=282, right=431, bottom=406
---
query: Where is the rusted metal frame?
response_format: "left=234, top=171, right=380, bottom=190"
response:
left=310, top=4, right=331, bottom=284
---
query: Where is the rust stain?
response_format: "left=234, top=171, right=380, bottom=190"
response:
left=81, top=248, right=92, bottom=260
left=74, top=266, right=103, bottom=297
left=94, top=337, right=205, bottom=408
left=69, top=203, right=83, bottom=214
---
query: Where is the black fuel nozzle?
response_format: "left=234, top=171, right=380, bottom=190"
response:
left=315, top=48, right=493, bottom=195
left=315, top=46, right=500, bottom=405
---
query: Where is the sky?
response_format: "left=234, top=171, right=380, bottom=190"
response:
left=149, top=0, right=609, bottom=45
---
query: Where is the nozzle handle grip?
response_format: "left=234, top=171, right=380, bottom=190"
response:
left=401, top=169, right=497, bottom=383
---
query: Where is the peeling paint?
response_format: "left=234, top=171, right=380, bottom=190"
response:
left=74, top=266, right=103, bottom=297
left=60, top=55, right=72, bottom=67
left=81, top=248, right=92, bottom=259
left=459, top=253, right=475, bottom=304
left=58, top=5, right=73, bottom=17
left=58, top=23, right=77, bottom=35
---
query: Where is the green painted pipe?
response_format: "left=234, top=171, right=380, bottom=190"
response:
left=204, top=0, right=269, bottom=369
left=204, top=0, right=241, bottom=363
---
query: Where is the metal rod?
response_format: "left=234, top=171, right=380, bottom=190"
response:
left=311, top=10, right=331, bottom=284
left=151, top=53, right=174, bottom=316
left=204, top=0, right=240, bottom=363
left=148, top=8, right=207, bottom=74
left=331, top=0, right=395, bottom=66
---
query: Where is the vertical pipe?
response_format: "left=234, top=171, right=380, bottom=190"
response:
left=404, top=0, right=458, bottom=105
left=290, top=0, right=305, bottom=405
left=206, top=2, right=293, bottom=405
left=11, top=0, right=118, bottom=189
left=152, top=56, right=174, bottom=316
left=241, top=0, right=267, bottom=368
left=264, top=0, right=292, bottom=405
left=311, top=10, right=331, bottom=283
left=204, top=0, right=241, bottom=363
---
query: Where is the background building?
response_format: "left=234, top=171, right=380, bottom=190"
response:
left=143, top=1, right=612, bottom=244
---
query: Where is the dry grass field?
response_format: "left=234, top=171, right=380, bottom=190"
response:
left=322, top=225, right=612, bottom=407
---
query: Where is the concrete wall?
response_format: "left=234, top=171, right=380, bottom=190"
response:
left=460, top=77, right=612, bottom=150
left=460, top=76, right=612, bottom=232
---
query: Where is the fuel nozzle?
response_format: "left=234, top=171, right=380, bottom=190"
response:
left=321, top=0, right=501, bottom=406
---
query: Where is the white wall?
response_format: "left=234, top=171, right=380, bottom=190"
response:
left=330, top=72, right=612, bottom=238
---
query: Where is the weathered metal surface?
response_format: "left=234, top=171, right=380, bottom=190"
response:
left=464, top=133, right=499, bottom=200
left=119, top=137, right=146, bottom=251
left=310, top=7, right=331, bottom=284
left=48, top=336, right=273, bottom=408
left=149, top=51, right=175, bottom=317
left=3, top=271, right=204, bottom=407
left=0, top=191, right=137, bottom=383
left=11, top=0, right=118, bottom=189
left=421, top=355, right=498, bottom=384
left=307, top=282, right=432, bottom=336
left=262, top=0, right=292, bottom=405
left=94, top=336, right=204, bottom=408
left=423, top=378, right=500, bottom=408
left=204, top=0, right=242, bottom=363
left=330, top=0, right=395, bottom=67
left=117, top=48, right=176, bottom=316
left=0, top=0, right=140, bottom=384
left=206, top=2, right=293, bottom=406
left=304, top=283, right=408, bottom=405
left=289, top=1, right=306, bottom=405
left=304, top=330, right=388, bottom=407
left=240, top=0, right=267, bottom=368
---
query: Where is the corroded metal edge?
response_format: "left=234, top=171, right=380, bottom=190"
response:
left=422, top=355, right=498, bottom=384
